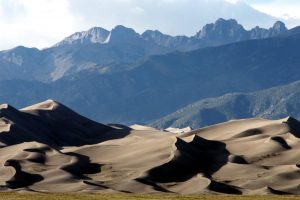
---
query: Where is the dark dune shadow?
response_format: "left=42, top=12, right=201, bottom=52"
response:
left=271, top=136, right=292, bottom=149
left=208, top=181, right=242, bottom=194
left=233, top=128, right=263, bottom=138
left=228, top=155, right=248, bottom=164
left=267, top=187, right=291, bottom=195
left=284, top=117, right=300, bottom=138
left=139, top=135, right=229, bottom=183
left=24, top=146, right=102, bottom=180
left=4, top=159, right=44, bottom=189
left=62, top=152, right=102, bottom=179
left=0, top=103, right=131, bottom=148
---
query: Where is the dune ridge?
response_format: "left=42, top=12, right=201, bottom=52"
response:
left=1, top=100, right=300, bottom=194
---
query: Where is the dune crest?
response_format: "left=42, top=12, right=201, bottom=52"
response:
left=0, top=100, right=300, bottom=194
left=21, top=99, right=59, bottom=111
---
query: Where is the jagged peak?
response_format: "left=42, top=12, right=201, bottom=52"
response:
left=109, top=25, right=141, bottom=42
left=54, top=27, right=110, bottom=47
left=141, top=30, right=173, bottom=42
left=272, top=21, right=287, bottom=31
left=196, top=18, right=246, bottom=39
left=87, top=26, right=109, bottom=32
left=142, top=30, right=164, bottom=36
left=111, top=25, right=139, bottom=35
left=273, top=21, right=286, bottom=28
left=66, top=26, right=109, bottom=38
left=113, top=25, right=133, bottom=30
left=252, top=25, right=263, bottom=30
left=215, top=18, right=238, bottom=26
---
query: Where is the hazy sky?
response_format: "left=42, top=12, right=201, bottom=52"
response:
left=0, top=0, right=299, bottom=50
left=243, top=0, right=300, bottom=19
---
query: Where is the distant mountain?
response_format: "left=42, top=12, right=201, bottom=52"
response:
left=150, top=81, right=300, bottom=129
left=195, top=19, right=287, bottom=47
left=2, top=31, right=300, bottom=125
left=53, top=27, right=111, bottom=46
left=0, top=19, right=292, bottom=83
left=0, top=26, right=168, bottom=82
left=55, top=19, right=289, bottom=51
left=52, top=32, right=300, bottom=124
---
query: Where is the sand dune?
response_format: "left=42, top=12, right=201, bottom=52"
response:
left=1, top=100, right=300, bottom=194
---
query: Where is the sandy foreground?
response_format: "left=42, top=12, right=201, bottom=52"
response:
left=1, top=99, right=300, bottom=195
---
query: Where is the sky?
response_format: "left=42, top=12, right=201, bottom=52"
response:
left=0, top=0, right=299, bottom=50
left=241, top=0, right=300, bottom=19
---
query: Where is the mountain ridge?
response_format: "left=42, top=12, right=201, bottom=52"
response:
left=2, top=31, right=300, bottom=124
left=150, top=80, right=300, bottom=129
left=0, top=18, right=293, bottom=83
left=1, top=19, right=300, bottom=125
left=54, top=18, right=289, bottom=50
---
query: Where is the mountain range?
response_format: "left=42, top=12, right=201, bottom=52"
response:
left=1, top=18, right=300, bottom=125
left=55, top=19, right=288, bottom=51
left=0, top=19, right=290, bottom=82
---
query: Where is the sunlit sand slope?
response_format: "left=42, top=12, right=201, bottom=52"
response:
left=1, top=100, right=300, bottom=194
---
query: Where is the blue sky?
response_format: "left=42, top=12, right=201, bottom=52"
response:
left=0, top=0, right=299, bottom=50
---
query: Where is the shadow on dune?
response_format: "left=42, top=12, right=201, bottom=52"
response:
left=284, top=117, right=300, bottom=138
left=62, top=152, right=102, bottom=179
left=0, top=102, right=131, bottom=148
left=137, top=135, right=239, bottom=193
left=209, top=181, right=242, bottom=194
left=4, top=159, right=44, bottom=189
left=3, top=146, right=103, bottom=190
left=143, top=136, right=229, bottom=183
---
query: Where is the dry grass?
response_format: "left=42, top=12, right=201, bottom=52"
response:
left=2, top=193, right=300, bottom=200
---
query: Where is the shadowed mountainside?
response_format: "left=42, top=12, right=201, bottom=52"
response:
left=151, top=80, right=300, bottom=129
left=2, top=32, right=300, bottom=125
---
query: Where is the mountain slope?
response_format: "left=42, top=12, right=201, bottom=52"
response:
left=1, top=32, right=299, bottom=124
left=0, top=26, right=170, bottom=82
left=150, top=80, right=300, bottom=129
left=1, top=22, right=300, bottom=124
left=0, top=19, right=291, bottom=82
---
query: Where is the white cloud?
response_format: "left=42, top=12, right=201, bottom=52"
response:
left=246, top=0, right=300, bottom=28
left=0, top=0, right=77, bottom=49
left=250, top=0, right=300, bottom=18
left=224, top=0, right=239, bottom=3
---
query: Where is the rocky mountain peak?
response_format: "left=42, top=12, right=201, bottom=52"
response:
left=142, top=30, right=165, bottom=39
left=109, top=25, right=141, bottom=43
left=54, top=27, right=110, bottom=46
left=196, top=18, right=247, bottom=42
left=271, top=21, right=287, bottom=35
